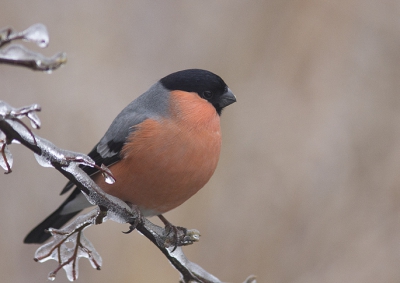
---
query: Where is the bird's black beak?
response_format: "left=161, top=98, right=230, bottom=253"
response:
left=219, top=88, right=236, bottom=108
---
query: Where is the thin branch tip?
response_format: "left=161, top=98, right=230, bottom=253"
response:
left=0, top=24, right=66, bottom=71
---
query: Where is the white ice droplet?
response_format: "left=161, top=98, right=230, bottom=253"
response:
left=48, top=273, right=56, bottom=281
left=0, top=144, right=13, bottom=171
left=22, top=23, right=49, bottom=48
left=101, top=164, right=115, bottom=184
left=104, top=173, right=115, bottom=184
left=0, top=101, right=12, bottom=115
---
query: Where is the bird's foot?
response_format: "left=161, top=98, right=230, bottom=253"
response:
left=158, top=215, right=200, bottom=252
left=122, top=203, right=143, bottom=234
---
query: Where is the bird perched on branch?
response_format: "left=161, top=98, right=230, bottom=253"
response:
left=24, top=69, right=236, bottom=244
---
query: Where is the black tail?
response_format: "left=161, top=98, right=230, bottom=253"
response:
left=24, top=208, right=81, bottom=244
left=24, top=188, right=84, bottom=244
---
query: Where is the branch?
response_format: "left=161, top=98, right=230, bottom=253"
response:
left=34, top=210, right=102, bottom=281
left=0, top=24, right=66, bottom=71
left=1, top=23, right=254, bottom=283
left=0, top=100, right=255, bottom=283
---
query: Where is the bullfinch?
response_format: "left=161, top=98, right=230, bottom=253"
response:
left=24, top=69, right=236, bottom=244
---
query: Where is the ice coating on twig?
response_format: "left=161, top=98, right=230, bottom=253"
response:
left=62, top=165, right=133, bottom=225
left=34, top=210, right=102, bottom=281
left=0, top=101, right=12, bottom=115
left=243, top=275, right=257, bottom=283
left=11, top=103, right=42, bottom=128
left=0, top=101, right=42, bottom=173
left=174, top=249, right=220, bottom=282
left=0, top=23, right=49, bottom=48
left=0, top=101, right=115, bottom=186
left=27, top=111, right=41, bottom=128
left=20, top=23, right=49, bottom=48
left=0, top=24, right=66, bottom=71
left=0, top=44, right=66, bottom=71
left=0, top=101, right=41, bottom=136
left=0, top=141, right=13, bottom=173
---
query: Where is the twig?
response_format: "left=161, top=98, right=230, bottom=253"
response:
left=0, top=24, right=66, bottom=71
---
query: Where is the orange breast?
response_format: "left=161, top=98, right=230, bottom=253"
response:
left=93, top=91, right=221, bottom=216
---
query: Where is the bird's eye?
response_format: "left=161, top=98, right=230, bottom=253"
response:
left=202, top=91, right=213, bottom=99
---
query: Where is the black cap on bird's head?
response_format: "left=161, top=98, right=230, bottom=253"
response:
left=160, top=69, right=236, bottom=115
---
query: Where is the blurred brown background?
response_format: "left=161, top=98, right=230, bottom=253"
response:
left=2, top=0, right=400, bottom=282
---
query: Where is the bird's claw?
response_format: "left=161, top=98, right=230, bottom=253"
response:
left=164, top=223, right=182, bottom=252
left=122, top=224, right=136, bottom=234
left=122, top=203, right=142, bottom=234
left=158, top=214, right=200, bottom=252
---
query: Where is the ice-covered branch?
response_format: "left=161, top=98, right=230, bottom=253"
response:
left=0, top=24, right=66, bottom=71
left=34, top=210, right=103, bottom=281
left=0, top=23, right=251, bottom=280
left=0, top=100, right=255, bottom=282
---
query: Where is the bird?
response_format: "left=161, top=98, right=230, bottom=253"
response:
left=24, top=68, right=236, bottom=244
